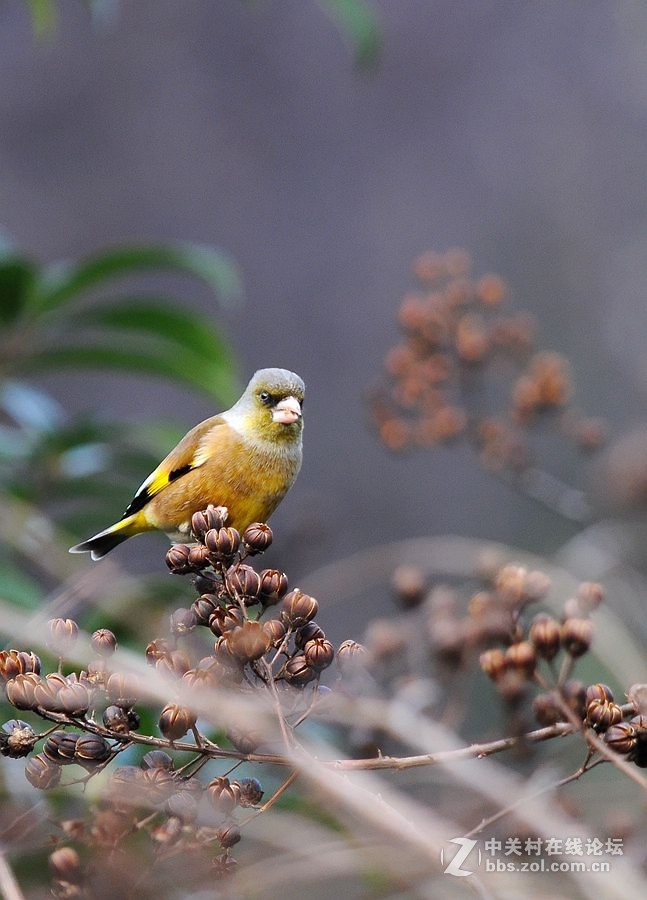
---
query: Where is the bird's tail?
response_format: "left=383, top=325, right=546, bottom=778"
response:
left=69, top=513, right=147, bottom=561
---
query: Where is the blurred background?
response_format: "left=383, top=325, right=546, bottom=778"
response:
left=2, top=0, right=647, bottom=635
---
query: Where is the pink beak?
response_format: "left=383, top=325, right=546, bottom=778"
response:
left=272, top=396, right=302, bottom=425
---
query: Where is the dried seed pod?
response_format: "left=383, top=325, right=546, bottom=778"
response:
left=49, top=846, right=82, bottom=883
left=504, top=641, right=537, bottom=677
left=532, top=693, right=563, bottom=726
left=85, top=661, right=108, bottom=689
left=109, top=764, right=146, bottom=792
left=495, top=670, right=527, bottom=703
left=190, top=508, right=211, bottom=541
left=195, top=570, right=220, bottom=594
left=494, top=564, right=528, bottom=606
left=143, top=765, right=176, bottom=802
left=182, top=667, right=219, bottom=691
left=263, top=618, right=287, bottom=647
left=169, top=608, right=197, bottom=637
left=44, top=731, right=80, bottom=765
left=188, top=544, right=212, bottom=570
left=145, top=639, right=170, bottom=665
left=103, top=705, right=130, bottom=733
left=281, top=589, right=319, bottom=628
left=576, top=581, right=604, bottom=612
left=166, top=790, right=199, bottom=822
left=141, top=750, right=174, bottom=771
left=55, top=681, right=91, bottom=717
left=238, top=776, right=264, bottom=807
left=106, top=672, right=139, bottom=709
left=226, top=622, right=271, bottom=662
left=192, top=594, right=221, bottom=626
left=364, top=618, right=408, bottom=661
left=604, top=722, right=638, bottom=756
left=242, top=522, right=273, bottom=554
left=227, top=728, right=261, bottom=754
left=156, top=650, right=192, bottom=680
left=303, top=638, right=335, bottom=671
left=205, top=527, right=240, bottom=560
left=209, top=604, right=245, bottom=637
left=0, top=650, right=41, bottom=682
left=562, top=680, right=587, bottom=719
left=207, top=776, right=241, bottom=813
left=75, top=735, right=111, bottom=768
left=0, top=719, right=36, bottom=758
left=528, top=615, right=561, bottom=661
left=206, top=505, right=229, bottom=530
left=586, top=700, right=623, bottom=732
left=479, top=648, right=507, bottom=681
left=32, top=673, right=66, bottom=712
left=258, top=569, right=288, bottom=605
left=47, top=618, right=79, bottom=655
left=165, top=544, right=193, bottom=574
left=213, top=637, right=245, bottom=678
left=629, top=714, right=647, bottom=732
left=159, top=703, right=196, bottom=741
left=391, top=564, right=426, bottom=609
left=430, top=618, right=465, bottom=667
left=627, top=684, right=647, bottom=715
left=523, top=570, right=551, bottom=602
left=25, top=753, right=62, bottom=790
left=561, top=618, right=594, bottom=657
left=192, top=505, right=228, bottom=541
left=226, top=564, right=261, bottom=600
left=337, top=640, right=368, bottom=671
left=283, top=654, right=316, bottom=686
left=91, top=628, right=117, bottom=657
left=6, top=673, right=42, bottom=710
left=295, top=621, right=325, bottom=649
left=585, top=683, right=614, bottom=706
left=216, top=823, right=241, bottom=848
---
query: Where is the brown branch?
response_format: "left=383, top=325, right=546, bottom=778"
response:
left=32, top=707, right=580, bottom=772
left=238, top=770, right=299, bottom=827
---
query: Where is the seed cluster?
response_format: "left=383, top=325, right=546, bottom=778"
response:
left=370, top=248, right=607, bottom=476
left=0, top=508, right=361, bottom=897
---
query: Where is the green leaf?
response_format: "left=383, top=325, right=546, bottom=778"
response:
left=319, top=0, right=382, bottom=68
left=24, top=343, right=237, bottom=405
left=36, top=243, right=243, bottom=314
left=0, top=257, right=37, bottom=325
left=72, top=297, right=237, bottom=372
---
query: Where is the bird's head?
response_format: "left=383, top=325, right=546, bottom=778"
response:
left=227, top=368, right=305, bottom=445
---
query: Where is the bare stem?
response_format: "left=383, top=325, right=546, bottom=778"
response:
left=238, top=770, right=299, bottom=827
left=463, top=754, right=605, bottom=838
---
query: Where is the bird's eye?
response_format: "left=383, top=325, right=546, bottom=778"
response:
left=259, top=391, right=272, bottom=405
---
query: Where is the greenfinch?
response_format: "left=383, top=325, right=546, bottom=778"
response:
left=69, top=368, right=304, bottom=560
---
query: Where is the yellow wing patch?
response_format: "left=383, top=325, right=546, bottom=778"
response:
left=122, top=416, right=221, bottom=518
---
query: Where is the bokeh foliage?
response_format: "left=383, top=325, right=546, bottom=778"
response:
left=0, top=237, right=241, bottom=606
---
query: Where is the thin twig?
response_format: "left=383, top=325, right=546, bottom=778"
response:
left=238, top=770, right=299, bottom=827
left=463, top=754, right=605, bottom=838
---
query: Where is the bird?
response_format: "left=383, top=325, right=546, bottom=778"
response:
left=69, top=368, right=305, bottom=560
